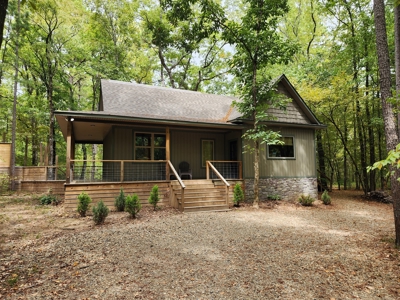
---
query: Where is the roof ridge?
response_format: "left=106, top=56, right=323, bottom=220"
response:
left=101, top=79, right=238, bottom=99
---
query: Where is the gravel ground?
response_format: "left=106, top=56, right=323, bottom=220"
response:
left=1, top=191, right=400, bottom=299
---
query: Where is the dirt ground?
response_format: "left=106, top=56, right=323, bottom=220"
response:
left=0, top=190, right=399, bottom=299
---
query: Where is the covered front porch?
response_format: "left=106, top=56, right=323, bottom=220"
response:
left=56, top=112, right=244, bottom=212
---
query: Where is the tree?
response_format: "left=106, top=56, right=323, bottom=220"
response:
left=0, top=0, right=9, bottom=49
left=373, top=0, right=400, bottom=246
left=221, top=0, right=297, bottom=208
left=143, top=0, right=233, bottom=93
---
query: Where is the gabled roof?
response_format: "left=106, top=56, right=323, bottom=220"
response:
left=99, top=75, right=323, bottom=127
left=55, top=74, right=325, bottom=143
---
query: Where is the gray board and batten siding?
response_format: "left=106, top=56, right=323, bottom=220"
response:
left=103, top=125, right=243, bottom=179
left=242, top=127, right=317, bottom=179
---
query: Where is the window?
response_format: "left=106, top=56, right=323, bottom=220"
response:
left=201, top=139, right=214, bottom=167
left=268, top=137, right=295, bottom=159
left=135, top=133, right=166, bottom=160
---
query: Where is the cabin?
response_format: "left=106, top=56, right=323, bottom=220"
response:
left=55, top=74, right=325, bottom=212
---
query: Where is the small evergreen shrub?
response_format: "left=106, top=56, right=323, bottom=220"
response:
left=40, top=189, right=60, bottom=205
left=148, top=185, right=160, bottom=211
left=321, top=190, right=331, bottom=205
left=298, top=194, right=315, bottom=206
left=92, top=200, right=109, bottom=225
left=268, top=194, right=281, bottom=200
left=233, top=183, right=244, bottom=206
left=114, top=188, right=126, bottom=211
left=125, top=194, right=142, bottom=218
left=40, top=194, right=57, bottom=205
left=77, top=192, right=91, bottom=217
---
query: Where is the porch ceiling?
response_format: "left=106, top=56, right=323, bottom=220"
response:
left=56, top=115, right=112, bottom=143
left=55, top=111, right=244, bottom=144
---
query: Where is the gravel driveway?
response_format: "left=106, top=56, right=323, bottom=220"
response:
left=1, top=192, right=399, bottom=299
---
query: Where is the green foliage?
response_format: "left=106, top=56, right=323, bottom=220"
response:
left=368, top=143, right=400, bottom=177
left=39, top=194, right=59, bottom=206
left=268, top=194, right=281, bottom=200
left=7, top=273, right=19, bottom=287
left=148, top=185, right=160, bottom=211
left=114, top=188, right=126, bottom=212
left=92, top=200, right=109, bottom=225
left=298, top=194, right=315, bottom=206
left=0, top=174, right=10, bottom=194
left=125, top=194, right=142, bottom=218
left=321, top=190, right=331, bottom=205
left=77, top=192, right=91, bottom=217
left=233, top=183, right=244, bottom=206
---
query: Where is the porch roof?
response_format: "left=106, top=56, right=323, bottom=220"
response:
left=55, top=111, right=244, bottom=143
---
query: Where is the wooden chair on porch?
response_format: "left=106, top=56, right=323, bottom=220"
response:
left=179, top=161, right=192, bottom=180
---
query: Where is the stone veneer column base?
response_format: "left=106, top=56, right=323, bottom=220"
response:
left=244, top=178, right=318, bottom=202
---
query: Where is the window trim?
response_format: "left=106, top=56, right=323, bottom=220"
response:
left=134, top=132, right=166, bottom=160
left=267, top=136, right=296, bottom=160
left=201, top=139, right=215, bottom=168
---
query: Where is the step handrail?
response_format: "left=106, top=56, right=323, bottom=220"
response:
left=206, top=161, right=230, bottom=206
left=167, top=160, right=185, bottom=210
left=167, top=161, right=185, bottom=189
left=206, top=161, right=230, bottom=187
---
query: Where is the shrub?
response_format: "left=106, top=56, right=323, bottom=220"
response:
left=125, top=194, right=142, bottom=218
left=298, top=194, right=315, bottom=206
left=0, top=173, right=10, bottom=194
left=321, top=190, right=331, bottom=205
left=114, top=188, right=126, bottom=212
left=40, top=194, right=59, bottom=205
left=148, top=185, right=160, bottom=211
left=268, top=194, right=281, bottom=201
left=233, top=183, right=244, bottom=206
left=77, top=192, right=91, bottom=217
left=92, top=200, right=109, bottom=225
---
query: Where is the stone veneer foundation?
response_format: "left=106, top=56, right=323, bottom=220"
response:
left=244, top=177, right=318, bottom=202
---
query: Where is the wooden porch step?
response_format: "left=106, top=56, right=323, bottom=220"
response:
left=171, top=183, right=217, bottom=190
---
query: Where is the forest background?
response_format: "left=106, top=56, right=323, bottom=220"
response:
left=0, top=0, right=397, bottom=195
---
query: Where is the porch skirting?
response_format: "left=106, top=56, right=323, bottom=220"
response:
left=244, top=177, right=318, bottom=202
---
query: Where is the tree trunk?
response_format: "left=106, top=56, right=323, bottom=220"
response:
left=0, top=0, right=9, bottom=49
left=10, top=0, right=19, bottom=191
left=316, top=130, right=328, bottom=191
left=343, top=107, right=348, bottom=190
left=395, top=4, right=400, bottom=136
left=80, top=144, right=87, bottom=180
left=374, top=0, right=400, bottom=246
left=253, top=139, right=260, bottom=208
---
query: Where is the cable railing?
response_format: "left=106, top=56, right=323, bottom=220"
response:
left=70, top=160, right=168, bottom=183
left=206, top=161, right=242, bottom=180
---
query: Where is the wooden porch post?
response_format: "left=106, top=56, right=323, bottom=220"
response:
left=66, top=118, right=75, bottom=183
left=166, top=127, right=170, bottom=180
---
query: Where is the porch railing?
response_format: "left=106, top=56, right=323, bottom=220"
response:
left=206, top=161, right=230, bottom=205
left=70, top=160, right=168, bottom=183
left=205, top=161, right=242, bottom=180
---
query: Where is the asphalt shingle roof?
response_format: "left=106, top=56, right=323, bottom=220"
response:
left=100, top=80, right=242, bottom=124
